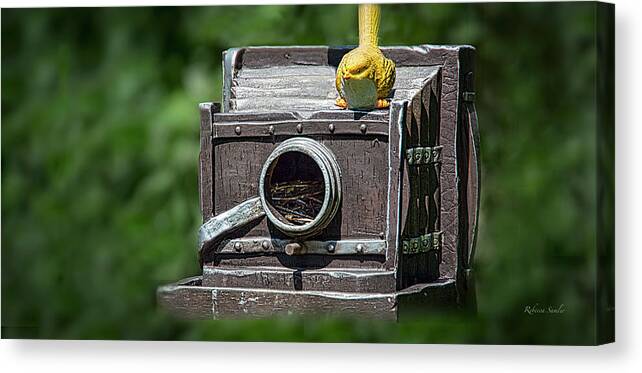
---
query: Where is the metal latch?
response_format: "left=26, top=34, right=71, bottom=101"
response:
left=406, top=146, right=442, bottom=166
left=402, top=231, right=442, bottom=255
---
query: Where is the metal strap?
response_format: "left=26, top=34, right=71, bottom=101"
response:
left=198, top=197, right=265, bottom=254
left=402, top=231, right=442, bottom=255
left=406, top=146, right=442, bottom=166
left=218, top=238, right=386, bottom=255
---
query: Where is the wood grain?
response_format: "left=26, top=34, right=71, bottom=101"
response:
left=229, top=64, right=439, bottom=115
left=212, top=136, right=389, bottom=243
left=202, top=265, right=397, bottom=292
left=199, top=103, right=220, bottom=221
left=183, top=46, right=480, bottom=313
left=158, top=276, right=458, bottom=320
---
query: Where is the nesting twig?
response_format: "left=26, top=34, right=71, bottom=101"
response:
left=268, top=180, right=324, bottom=225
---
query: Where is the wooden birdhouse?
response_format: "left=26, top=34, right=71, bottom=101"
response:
left=158, top=45, right=480, bottom=320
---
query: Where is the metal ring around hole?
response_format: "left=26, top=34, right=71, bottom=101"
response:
left=259, top=137, right=342, bottom=238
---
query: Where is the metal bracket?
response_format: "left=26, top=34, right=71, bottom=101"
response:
left=402, top=231, right=442, bottom=255
left=218, top=238, right=387, bottom=256
left=462, top=91, right=476, bottom=102
left=406, top=146, right=442, bottom=166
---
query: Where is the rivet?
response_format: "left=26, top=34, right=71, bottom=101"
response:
left=262, top=240, right=270, bottom=250
left=234, top=126, right=242, bottom=135
left=268, top=125, right=275, bottom=135
left=296, top=123, right=303, bottom=133
left=234, top=242, right=242, bottom=252
left=356, top=243, right=365, bottom=254
left=328, top=123, right=335, bottom=133
left=359, top=123, right=367, bottom=133
left=379, top=232, right=385, bottom=239
left=327, top=244, right=335, bottom=253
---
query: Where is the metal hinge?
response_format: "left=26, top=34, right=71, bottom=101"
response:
left=402, top=231, right=442, bottom=255
left=406, top=146, right=442, bottom=166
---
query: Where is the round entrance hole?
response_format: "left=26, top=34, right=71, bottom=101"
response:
left=264, top=151, right=326, bottom=226
left=259, top=137, right=341, bottom=237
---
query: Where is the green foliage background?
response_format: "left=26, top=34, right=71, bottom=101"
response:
left=2, top=3, right=605, bottom=343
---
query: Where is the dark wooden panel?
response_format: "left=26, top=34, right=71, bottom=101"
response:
left=207, top=254, right=388, bottom=270
left=202, top=265, right=397, bottom=293
left=399, top=68, right=442, bottom=288
left=385, top=101, right=405, bottom=280
left=239, top=46, right=335, bottom=69
left=199, top=103, right=220, bottom=221
left=238, top=65, right=334, bottom=78
left=396, top=279, right=459, bottom=318
left=456, top=47, right=479, bottom=308
left=213, top=45, right=476, bottom=282
left=212, top=287, right=397, bottom=320
left=235, top=45, right=468, bottom=70
left=213, top=136, right=389, bottom=241
left=433, top=47, right=464, bottom=280
left=459, top=47, right=479, bottom=273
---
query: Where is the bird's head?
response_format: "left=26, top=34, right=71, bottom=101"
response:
left=340, top=50, right=375, bottom=81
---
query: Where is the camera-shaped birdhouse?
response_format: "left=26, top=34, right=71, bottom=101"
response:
left=158, top=45, right=480, bottom=320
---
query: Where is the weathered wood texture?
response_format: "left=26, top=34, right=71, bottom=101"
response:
left=199, top=103, right=220, bottom=220
left=387, top=101, right=406, bottom=288
left=430, top=47, right=461, bottom=281
left=202, top=265, right=397, bottom=293
left=229, top=64, right=440, bottom=115
left=456, top=47, right=480, bottom=306
left=158, top=276, right=458, bottom=320
left=212, top=136, right=389, bottom=240
left=180, top=45, right=479, bottom=313
left=157, top=277, right=213, bottom=319
left=174, top=45, right=481, bottom=318
left=212, top=287, right=397, bottom=319
left=217, top=45, right=476, bottom=282
left=400, top=68, right=443, bottom=288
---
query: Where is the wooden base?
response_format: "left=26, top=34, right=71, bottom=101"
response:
left=157, top=276, right=458, bottom=320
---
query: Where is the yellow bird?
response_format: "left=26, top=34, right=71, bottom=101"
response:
left=335, top=4, right=396, bottom=110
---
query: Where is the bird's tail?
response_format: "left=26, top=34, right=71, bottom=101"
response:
left=358, top=4, right=380, bottom=47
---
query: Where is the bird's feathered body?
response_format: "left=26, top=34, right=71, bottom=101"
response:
left=335, top=4, right=396, bottom=110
